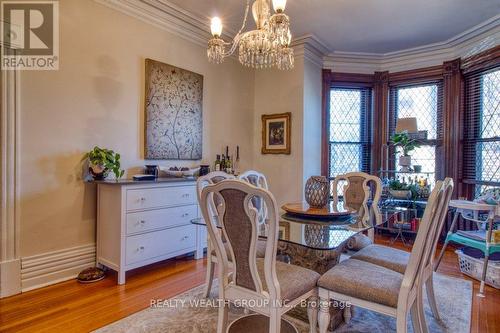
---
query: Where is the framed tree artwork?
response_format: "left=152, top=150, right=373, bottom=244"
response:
left=144, top=58, right=203, bottom=160
left=261, top=112, right=291, bottom=154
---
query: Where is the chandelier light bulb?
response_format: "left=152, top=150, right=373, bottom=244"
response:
left=210, top=17, right=223, bottom=37
left=272, top=0, right=287, bottom=13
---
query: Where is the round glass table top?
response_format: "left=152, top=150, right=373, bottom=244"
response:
left=191, top=210, right=373, bottom=251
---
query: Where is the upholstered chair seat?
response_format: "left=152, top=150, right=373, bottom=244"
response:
left=350, top=244, right=410, bottom=274
left=256, top=258, right=320, bottom=301
left=211, top=239, right=268, bottom=259
left=318, top=258, right=403, bottom=308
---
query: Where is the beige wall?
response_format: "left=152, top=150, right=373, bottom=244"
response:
left=19, top=0, right=255, bottom=257
left=253, top=58, right=305, bottom=207
left=252, top=55, right=322, bottom=207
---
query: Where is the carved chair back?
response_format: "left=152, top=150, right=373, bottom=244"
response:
left=196, top=171, right=236, bottom=222
left=199, top=179, right=281, bottom=301
left=239, top=170, right=269, bottom=228
left=332, top=172, right=382, bottom=226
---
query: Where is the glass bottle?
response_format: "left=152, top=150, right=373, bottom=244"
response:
left=214, top=154, right=221, bottom=171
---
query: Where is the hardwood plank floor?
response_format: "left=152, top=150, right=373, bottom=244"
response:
left=0, top=237, right=498, bottom=333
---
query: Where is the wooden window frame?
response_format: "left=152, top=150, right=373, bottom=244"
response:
left=321, top=71, right=374, bottom=177
left=321, top=46, right=500, bottom=200
left=460, top=46, right=500, bottom=199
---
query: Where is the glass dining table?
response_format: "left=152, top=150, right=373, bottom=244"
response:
left=191, top=201, right=382, bottom=274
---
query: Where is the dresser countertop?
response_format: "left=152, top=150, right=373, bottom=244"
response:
left=91, top=177, right=196, bottom=185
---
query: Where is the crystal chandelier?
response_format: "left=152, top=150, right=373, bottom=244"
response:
left=207, top=0, right=294, bottom=70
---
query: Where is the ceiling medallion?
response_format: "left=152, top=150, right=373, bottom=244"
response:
left=207, top=0, right=294, bottom=70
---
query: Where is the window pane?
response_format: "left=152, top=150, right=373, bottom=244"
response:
left=481, top=70, right=500, bottom=139
left=396, top=85, right=438, bottom=139
left=392, top=84, right=439, bottom=183
left=476, top=142, right=500, bottom=183
left=329, top=143, right=363, bottom=178
left=329, top=89, right=361, bottom=142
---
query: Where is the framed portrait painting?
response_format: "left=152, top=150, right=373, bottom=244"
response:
left=261, top=112, right=291, bottom=154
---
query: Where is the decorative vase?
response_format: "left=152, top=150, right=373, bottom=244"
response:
left=399, top=155, right=411, bottom=172
left=305, top=176, right=329, bottom=208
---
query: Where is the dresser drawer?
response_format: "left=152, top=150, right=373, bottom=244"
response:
left=126, top=205, right=197, bottom=235
left=126, top=185, right=196, bottom=211
left=125, top=225, right=196, bottom=265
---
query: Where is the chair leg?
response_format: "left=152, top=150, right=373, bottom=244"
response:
left=396, top=309, right=408, bottom=333
left=417, top=286, right=429, bottom=333
left=318, top=298, right=330, bottom=333
left=217, top=301, right=229, bottom=333
left=307, top=296, right=318, bottom=333
left=203, top=256, right=215, bottom=298
left=410, top=302, right=423, bottom=333
left=269, top=308, right=281, bottom=333
left=425, top=274, right=440, bottom=320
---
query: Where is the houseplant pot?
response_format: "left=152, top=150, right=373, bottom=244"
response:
left=399, top=155, right=411, bottom=172
left=82, top=146, right=125, bottom=181
left=389, top=189, right=412, bottom=199
left=89, top=163, right=108, bottom=180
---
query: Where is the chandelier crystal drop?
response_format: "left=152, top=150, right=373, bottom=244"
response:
left=207, top=0, right=294, bottom=70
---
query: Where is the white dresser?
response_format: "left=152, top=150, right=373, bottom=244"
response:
left=96, top=179, right=206, bottom=284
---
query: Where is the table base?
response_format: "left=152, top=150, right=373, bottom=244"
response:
left=277, top=240, right=349, bottom=331
left=228, top=314, right=298, bottom=333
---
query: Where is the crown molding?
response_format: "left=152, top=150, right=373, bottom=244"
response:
left=292, top=34, right=329, bottom=68
left=95, top=0, right=213, bottom=47
left=324, top=15, right=500, bottom=73
left=96, top=0, right=499, bottom=73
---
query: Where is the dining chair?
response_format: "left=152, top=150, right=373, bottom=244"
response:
left=200, top=179, right=320, bottom=333
left=332, top=172, right=382, bottom=241
left=196, top=172, right=267, bottom=298
left=239, top=170, right=269, bottom=231
left=350, top=178, right=454, bottom=323
left=317, top=180, right=446, bottom=333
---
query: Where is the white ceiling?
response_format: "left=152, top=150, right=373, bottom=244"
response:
left=164, top=0, right=500, bottom=54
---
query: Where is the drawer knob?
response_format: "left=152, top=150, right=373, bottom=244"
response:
left=140, top=197, right=146, bottom=202
left=138, top=246, right=145, bottom=251
left=182, top=193, right=190, bottom=198
left=182, top=236, right=189, bottom=241
left=182, top=213, right=189, bottom=217
left=140, top=220, right=146, bottom=225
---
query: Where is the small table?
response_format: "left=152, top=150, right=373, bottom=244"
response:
left=193, top=201, right=382, bottom=330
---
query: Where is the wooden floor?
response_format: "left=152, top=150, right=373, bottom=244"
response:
left=1, top=236, right=499, bottom=333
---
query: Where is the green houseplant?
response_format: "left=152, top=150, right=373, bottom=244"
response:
left=82, top=146, right=125, bottom=180
left=390, top=132, right=420, bottom=171
left=388, top=179, right=419, bottom=200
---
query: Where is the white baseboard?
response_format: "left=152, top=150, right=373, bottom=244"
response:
left=21, top=244, right=96, bottom=292
left=0, top=259, right=21, bottom=297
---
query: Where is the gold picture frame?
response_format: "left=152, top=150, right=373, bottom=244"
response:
left=261, top=112, right=291, bottom=154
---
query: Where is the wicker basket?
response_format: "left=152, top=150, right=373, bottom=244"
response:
left=456, top=249, right=500, bottom=289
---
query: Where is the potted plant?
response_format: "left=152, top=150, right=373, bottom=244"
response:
left=388, top=179, right=419, bottom=200
left=390, top=132, right=420, bottom=171
left=82, top=146, right=125, bottom=181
